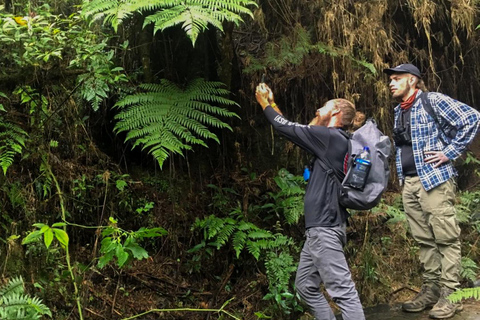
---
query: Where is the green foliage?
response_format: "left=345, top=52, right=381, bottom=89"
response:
left=460, top=257, right=478, bottom=282
left=114, top=78, right=239, bottom=167
left=98, top=217, right=167, bottom=268
left=0, top=10, right=66, bottom=69
left=448, top=287, right=480, bottom=303
left=455, top=189, right=480, bottom=223
left=190, top=169, right=307, bottom=315
left=463, top=151, right=480, bottom=177
left=267, top=168, right=305, bottom=225
left=135, top=201, right=154, bottom=214
left=81, top=0, right=257, bottom=46
left=190, top=213, right=293, bottom=260
left=0, top=276, right=52, bottom=320
left=243, top=24, right=376, bottom=75
left=70, top=39, right=128, bottom=111
left=262, top=251, right=302, bottom=315
left=371, top=196, right=406, bottom=226
left=36, top=157, right=54, bottom=199
left=0, top=9, right=127, bottom=112
left=207, top=184, right=239, bottom=212
left=22, top=222, right=69, bottom=249
left=190, top=209, right=300, bottom=315
left=13, top=86, right=49, bottom=126
left=0, top=116, right=28, bottom=175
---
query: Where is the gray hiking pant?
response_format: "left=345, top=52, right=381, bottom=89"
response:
left=295, top=224, right=365, bottom=320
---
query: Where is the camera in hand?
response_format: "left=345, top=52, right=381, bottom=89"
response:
left=393, top=126, right=412, bottom=145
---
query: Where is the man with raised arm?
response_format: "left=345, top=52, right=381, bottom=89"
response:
left=255, top=83, right=365, bottom=320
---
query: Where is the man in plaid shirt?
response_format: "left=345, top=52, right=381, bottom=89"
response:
left=384, top=63, right=480, bottom=319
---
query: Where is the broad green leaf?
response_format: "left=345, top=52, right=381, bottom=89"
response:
left=52, top=228, right=69, bottom=247
left=100, top=237, right=117, bottom=253
left=22, top=230, right=43, bottom=244
left=44, top=228, right=54, bottom=248
left=33, top=223, right=47, bottom=229
left=124, top=242, right=149, bottom=260
left=51, top=222, right=66, bottom=227
left=116, top=179, right=127, bottom=191
left=98, top=250, right=115, bottom=268
left=115, top=245, right=129, bottom=267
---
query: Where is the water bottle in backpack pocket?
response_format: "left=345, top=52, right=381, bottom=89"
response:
left=316, top=119, right=391, bottom=210
left=344, top=146, right=371, bottom=191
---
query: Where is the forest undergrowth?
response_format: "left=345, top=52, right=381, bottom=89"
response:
left=1, top=0, right=480, bottom=319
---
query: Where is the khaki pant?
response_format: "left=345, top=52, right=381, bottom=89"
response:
left=402, top=176, right=461, bottom=290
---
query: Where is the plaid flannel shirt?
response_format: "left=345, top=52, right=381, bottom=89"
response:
left=394, top=91, right=480, bottom=191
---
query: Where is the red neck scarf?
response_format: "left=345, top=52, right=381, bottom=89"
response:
left=400, top=89, right=418, bottom=110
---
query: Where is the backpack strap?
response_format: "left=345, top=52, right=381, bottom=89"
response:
left=420, top=92, right=450, bottom=145
left=315, top=129, right=348, bottom=184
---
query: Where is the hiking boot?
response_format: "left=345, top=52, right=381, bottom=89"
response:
left=429, top=287, right=463, bottom=319
left=402, top=283, right=440, bottom=312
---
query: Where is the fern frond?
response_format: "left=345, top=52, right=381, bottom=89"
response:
left=246, top=240, right=261, bottom=260
left=0, top=120, right=28, bottom=175
left=0, top=276, right=51, bottom=319
left=0, top=276, right=24, bottom=296
left=216, top=223, right=236, bottom=246
left=114, top=78, right=238, bottom=167
left=237, top=221, right=258, bottom=231
left=248, top=230, right=274, bottom=240
left=232, top=230, right=247, bottom=258
left=82, top=0, right=256, bottom=46
left=265, top=251, right=296, bottom=291
left=448, top=287, right=480, bottom=303
left=460, top=257, right=478, bottom=282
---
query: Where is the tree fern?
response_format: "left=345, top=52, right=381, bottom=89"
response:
left=0, top=276, right=52, bottom=320
left=114, top=78, right=239, bottom=167
left=0, top=118, right=28, bottom=175
left=82, top=0, right=257, bottom=46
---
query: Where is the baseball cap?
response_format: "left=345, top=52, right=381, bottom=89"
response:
left=383, top=63, right=421, bottom=78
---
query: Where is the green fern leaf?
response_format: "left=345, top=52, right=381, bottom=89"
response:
left=83, top=0, right=256, bottom=46
left=448, top=287, right=480, bottom=303
left=0, top=276, right=51, bottom=319
left=248, top=230, right=274, bottom=239
left=114, top=79, right=238, bottom=167
left=0, top=276, right=24, bottom=296
left=0, top=120, right=27, bottom=175
left=246, top=240, right=261, bottom=260
left=232, top=230, right=247, bottom=258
